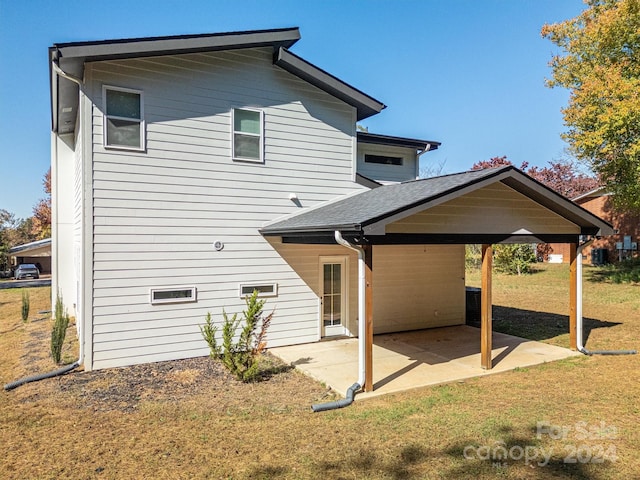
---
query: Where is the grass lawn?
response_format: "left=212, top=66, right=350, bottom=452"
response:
left=1, top=263, right=639, bottom=479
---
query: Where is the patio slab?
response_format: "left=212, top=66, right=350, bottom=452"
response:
left=270, top=325, right=581, bottom=399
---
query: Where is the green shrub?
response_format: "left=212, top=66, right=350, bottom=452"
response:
left=494, top=244, right=537, bottom=275
left=465, top=244, right=482, bottom=270
left=51, top=292, right=69, bottom=364
left=200, top=290, right=273, bottom=382
left=21, top=289, right=30, bottom=323
left=595, top=257, right=640, bottom=284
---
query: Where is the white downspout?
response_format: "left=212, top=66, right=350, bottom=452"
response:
left=52, top=59, right=85, bottom=369
left=52, top=60, right=83, bottom=87
left=415, top=143, right=432, bottom=179
left=334, top=231, right=366, bottom=388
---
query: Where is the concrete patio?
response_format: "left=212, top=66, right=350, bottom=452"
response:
left=271, top=325, right=581, bottom=399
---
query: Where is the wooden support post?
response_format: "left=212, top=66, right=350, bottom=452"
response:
left=481, top=244, right=493, bottom=370
left=569, top=242, right=578, bottom=351
left=363, top=244, right=374, bottom=392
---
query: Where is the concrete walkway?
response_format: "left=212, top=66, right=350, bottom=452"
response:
left=271, top=325, right=580, bottom=399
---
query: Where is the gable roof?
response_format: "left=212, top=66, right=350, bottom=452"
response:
left=50, top=27, right=385, bottom=134
left=260, top=166, right=615, bottom=242
left=8, top=238, right=52, bottom=255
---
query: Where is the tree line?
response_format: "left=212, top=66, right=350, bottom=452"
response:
left=0, top=169, right=51, bottom=273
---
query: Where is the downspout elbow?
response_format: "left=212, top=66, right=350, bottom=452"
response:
left=311, top=232, right=366, bottom=412
left=52, top=59, right=83, bottom=86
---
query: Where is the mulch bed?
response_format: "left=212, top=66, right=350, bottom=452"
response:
left=47, top=353, right=336, bottom=413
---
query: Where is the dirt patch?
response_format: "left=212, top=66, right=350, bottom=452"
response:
left=45, top=353, right=336, bottom=414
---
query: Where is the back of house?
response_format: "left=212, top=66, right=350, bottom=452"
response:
left=50, top=27, right=455, bottom=370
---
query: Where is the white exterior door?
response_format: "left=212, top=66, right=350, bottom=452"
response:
left=320, top=256, right=347, bottom=337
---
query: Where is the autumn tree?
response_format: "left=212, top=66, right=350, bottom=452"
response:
left=471, top=155, right=599, bottom=264
left=542, top=0, right=640, bottom=211
left=471, top=156, right=598, bottom=198
left=32, top=168, right=51, bottom=239
left=0, top=210, right=36, bottom=272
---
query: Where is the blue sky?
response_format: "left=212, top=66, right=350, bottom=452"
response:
left=0, top=0, right=584, bottom=220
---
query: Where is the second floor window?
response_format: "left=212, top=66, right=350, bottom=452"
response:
left=232, top=108, right=263, bottom=162
left=103, top=86, right=144, bottom=151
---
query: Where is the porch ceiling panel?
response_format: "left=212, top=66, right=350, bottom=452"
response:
left=260, top=166, right=615, bottom=244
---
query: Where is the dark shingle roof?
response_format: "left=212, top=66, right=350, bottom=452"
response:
left=261, top=167, right=508, bottom=235
left=260, top=166, right=615, bottom=238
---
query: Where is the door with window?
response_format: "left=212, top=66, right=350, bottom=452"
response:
left=320, top=257, right=348, bottom=337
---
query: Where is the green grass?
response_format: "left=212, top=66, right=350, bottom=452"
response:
left=2, top=267, right=640, bottom=479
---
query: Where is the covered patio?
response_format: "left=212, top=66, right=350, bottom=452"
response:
left=271, top=325, right=581, bottom=398
left=261, top=166, right=614, bottom=395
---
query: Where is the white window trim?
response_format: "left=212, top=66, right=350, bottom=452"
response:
left=103, top=85, right=145, bottom=152
left=231, top=107, right=264, bottom=163
left=238, top=282, right=278, bottom=298
left=150, top=286, right=197, bottom=305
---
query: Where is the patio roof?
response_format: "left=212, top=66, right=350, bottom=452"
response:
left=260, top=166, right=615, bottom=244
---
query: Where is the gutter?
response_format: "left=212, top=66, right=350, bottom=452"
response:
left=311, top=231, right=366, bottom=412
left=576, top=239, right=636, bottom=356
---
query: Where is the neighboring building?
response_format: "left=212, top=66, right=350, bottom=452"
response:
left=49, top=27, right=613, bottom=375
left=9, top=238, right=52, bottom=274
left=547, top=188, right=640, bottom=264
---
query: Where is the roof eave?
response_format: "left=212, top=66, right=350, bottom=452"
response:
left=357, top=132, right=441, bottom=151
left=274, top=47, right=386, bottom=121
left=260, top=224, right=362, bottom=237
left=50, top=27, right=302, bottom=134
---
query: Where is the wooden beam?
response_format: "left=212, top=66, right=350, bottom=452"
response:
left=481, top=244, right=493, bottom=370
left=569, top=242, right=578, bottom=350
left=363, top=244, right=374, bottom=392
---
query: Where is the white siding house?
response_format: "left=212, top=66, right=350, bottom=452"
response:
left=50, top=28, right=446, bottom=370
left=50, top=28, right=612, bottom=376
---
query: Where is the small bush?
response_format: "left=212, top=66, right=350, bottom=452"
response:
left=51, top=291, right=70, bottom=364
left=593, top=257, right=640, bottom=284
left=465, top=244, right=482, bottom=270
left=21, top=289, right=30, bottom=323
left=200, top=290, right=273, bottom=382
left=494, top=244, right=537, bottom=275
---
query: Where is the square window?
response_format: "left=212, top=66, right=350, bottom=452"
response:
left=232, top=108, right=263, bottom=162
left=103, top=86, right=144, bottom=151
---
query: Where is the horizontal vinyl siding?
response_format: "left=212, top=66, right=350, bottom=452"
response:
left=387, top=182, right=581, bottom=235
left=86, top=48, right=365, bottom=369
left=356, top=144, right=417, bottom=183
left=373, top=245, right=465, bottom=334
left=267, top=238, right=360, bottom=336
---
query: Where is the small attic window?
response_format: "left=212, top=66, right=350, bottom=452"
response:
left=364, top=154, right=403, bottom=166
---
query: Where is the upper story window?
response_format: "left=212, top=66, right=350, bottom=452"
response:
left=232, top=108, right=263, bottom=162
left=103, top=86, right=144, bottom=151
left=364, top=154, right=403, bottom=166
